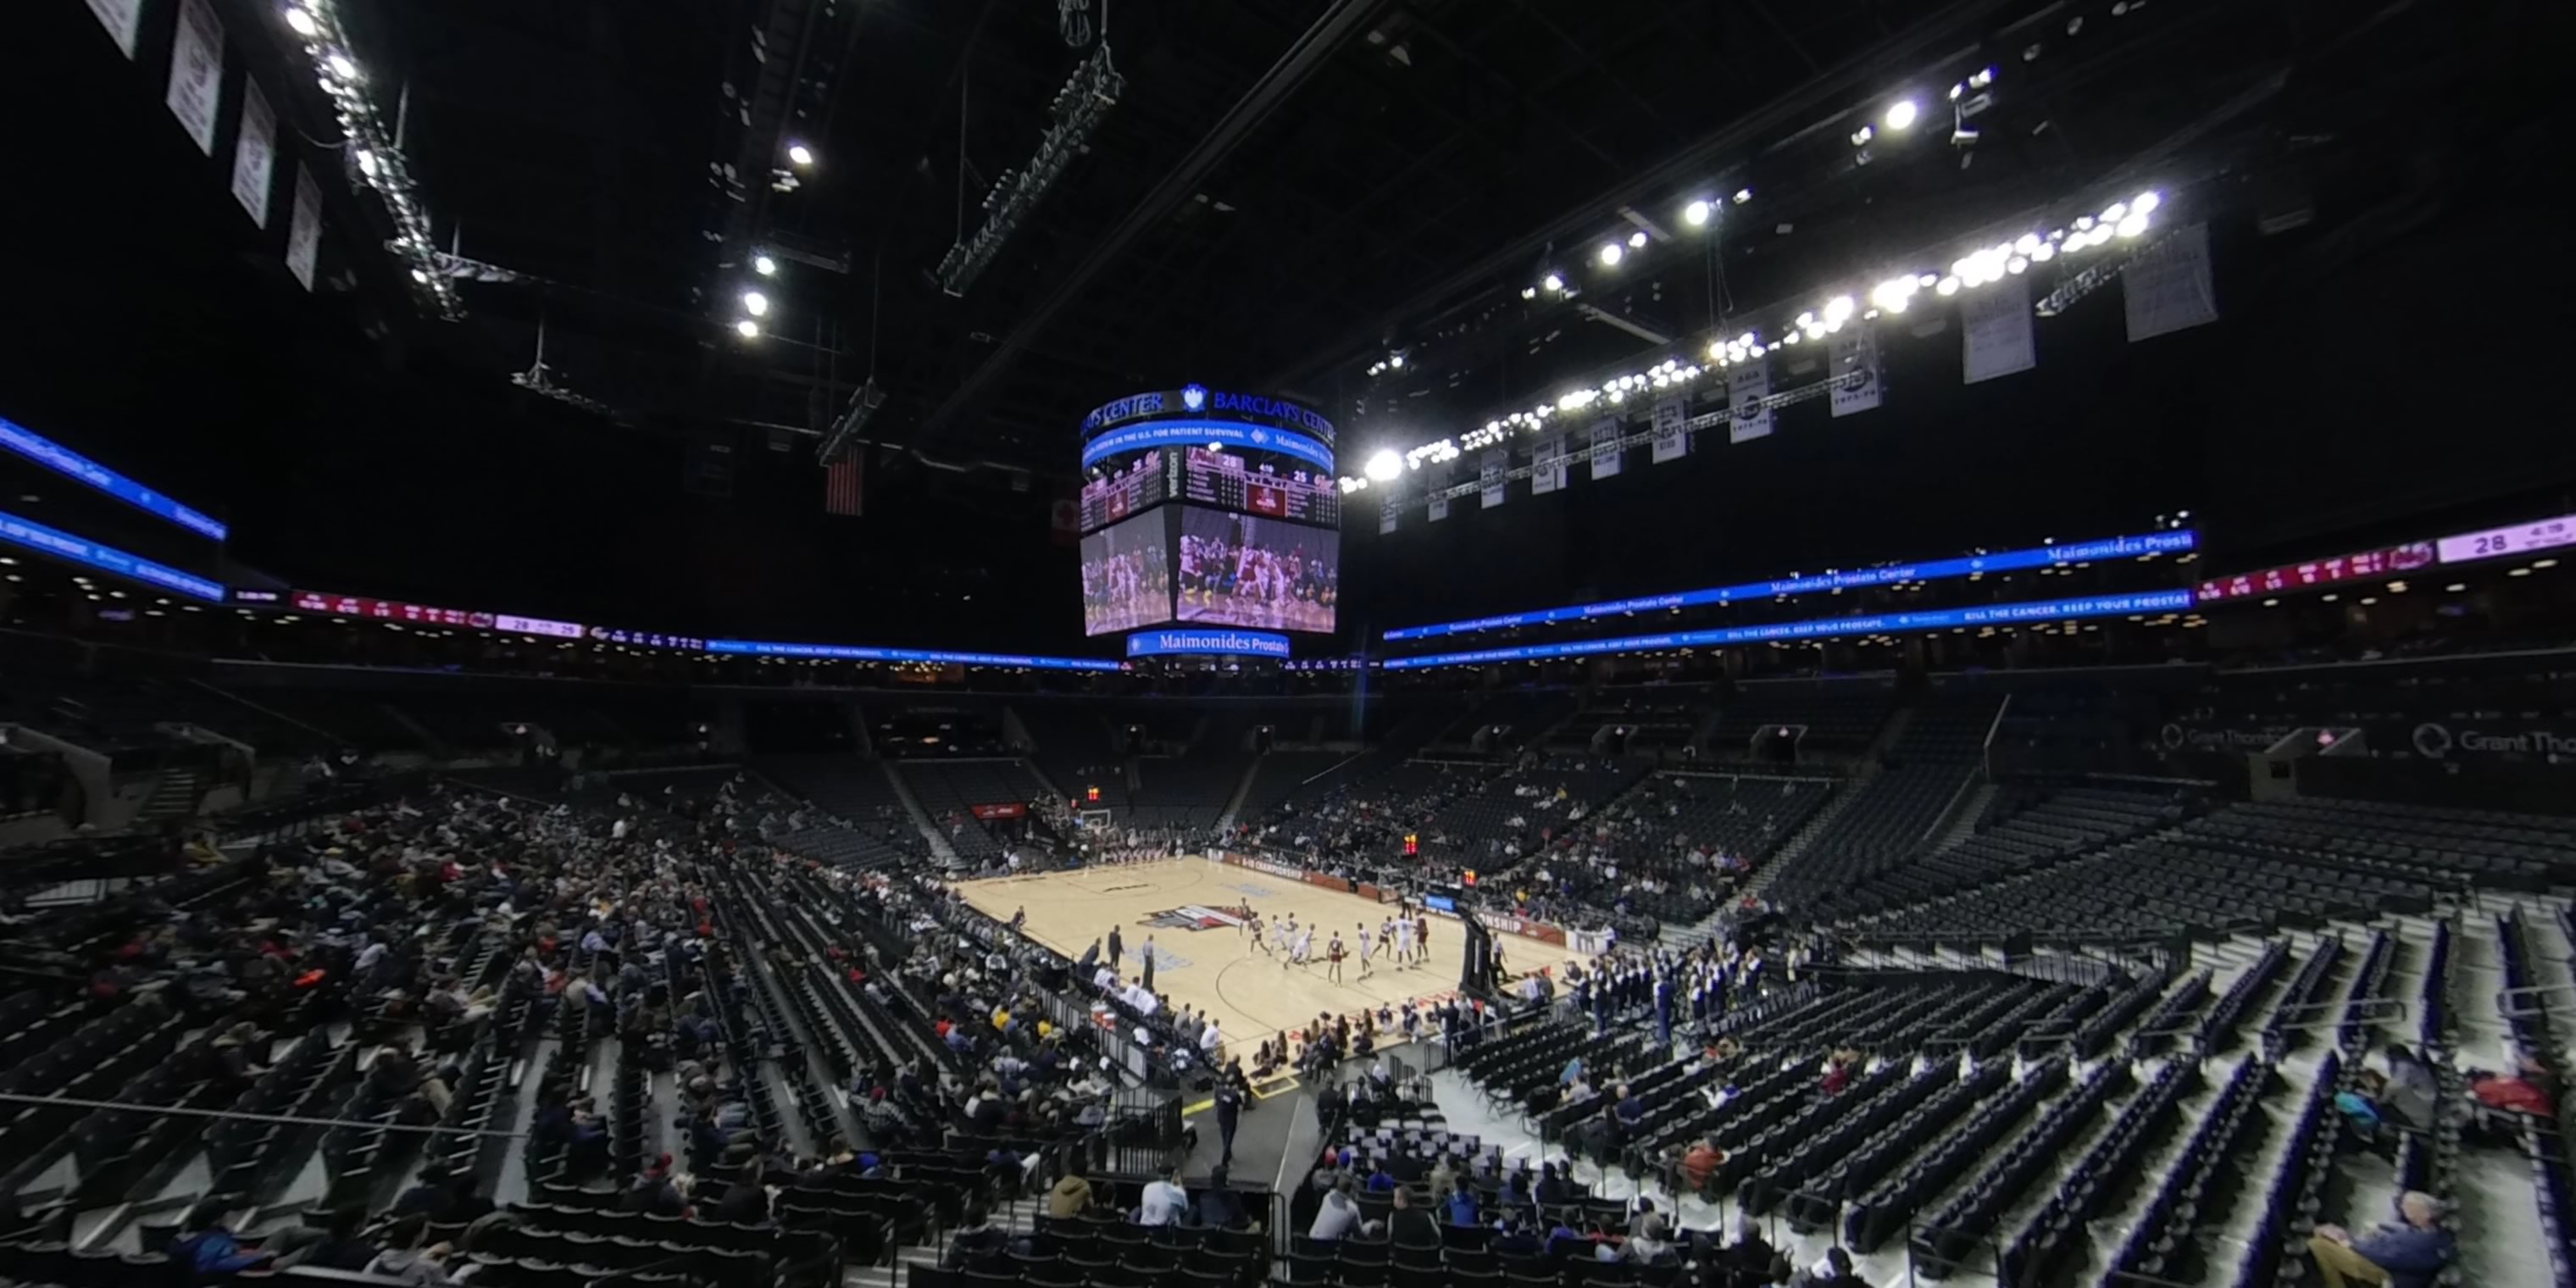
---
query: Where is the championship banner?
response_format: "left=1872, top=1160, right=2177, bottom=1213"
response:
left=166, top=0, right=226, bottom=157
left=1480, top=449, right=1507, bottom=509
left=1728, top=358, right=1774, bottom=443
left=1530, top=435, right=1566, bottom=496
left=230, top=80, right=277, bottom=228
left=1650, top=397, right=1687, bottom=464
left=85, top=0, right=144, bottom=58
left=1589, top=419, right=1623, bottom=480
left=1829, top=322, right=1884, bottom=418
left=1379, top=489, right=1399, bottom=536
left=1962, top=273, right=2036, bottom=384
left=285, top=165, right=323, bottom=291
left=2124, top=222, right=2218, bottom=342
left=1428, top=464, right=1452, bottom=521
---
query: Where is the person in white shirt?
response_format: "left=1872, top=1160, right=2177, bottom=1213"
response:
left=1357, top=923, right=1376, bottom=977
left=1094, top=964, right=1119, bottom=992
left=1309, top=1178, right=1362, bottom=1241
left=1395, top=917, right=1415, bottom=964
left=1136, top=1168, right=1191, bottom=1226
left=1291, top=926, right=1313, bottom=967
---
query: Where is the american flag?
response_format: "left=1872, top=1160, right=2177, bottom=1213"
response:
left=823, top=453, right=863, bottom=516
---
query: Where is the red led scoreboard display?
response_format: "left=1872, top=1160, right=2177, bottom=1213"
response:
left=2195, top=542, right=2434, bottom=602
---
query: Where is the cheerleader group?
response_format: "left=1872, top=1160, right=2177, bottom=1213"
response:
left=1242, top=908, right=1433, bottom=985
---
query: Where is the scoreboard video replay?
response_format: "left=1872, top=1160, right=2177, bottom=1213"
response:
left=1075, top=385, right=1342, bottom=641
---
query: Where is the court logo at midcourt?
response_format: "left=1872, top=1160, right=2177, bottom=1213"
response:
left=1138, top=905, right=1249, bottom=933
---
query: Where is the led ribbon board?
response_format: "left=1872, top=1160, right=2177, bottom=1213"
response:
left=2, top=417, right=228, bottom=541
left=1080, top=419, right=1334, bottom=475
left=0, top=508, right=226, bottom=601
left=1380, top=590, right=2196, bottom=669
left=1383, top=529, right=2197, bottom=641
left=708, top=640, right=1126, bottom=672
left=1126, top=629, right=1292, bottom=659
left=1079, top=386, right=1335, bottom=443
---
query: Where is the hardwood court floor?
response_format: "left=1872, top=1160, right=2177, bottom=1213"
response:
left=956, top=858, right=1464, bottom=1046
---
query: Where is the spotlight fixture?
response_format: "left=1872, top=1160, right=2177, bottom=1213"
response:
left=1521, top=286, right=1537, bottom=299
left=786, top=142, right=815, bottom=168
left=937, top=42, right=1123, bottom=296
left=1542, top=272, right=1565, bottom=293
left=1683, top=199, right=1712, bottom=227
left=1884, top=99, right=1919, bottom=130
left=1389, top=352, right=1406, bottom=369
left=1626, top=230, right=1648, bottom=250
left=1732, top=188, right=1753, bottom=204
left=283, top=5, right=318, bottom=36
left=734, top=319, right=761, bottom=339
left=1363, top=450, right=1403, bottom=483
left=326, top=53, right=358, bottom=80
left=1597, top=242, right=1624, bottom=267
left=1850, top=125, right=1874, bottom=147
left=753, top=254, right=778, bottom=276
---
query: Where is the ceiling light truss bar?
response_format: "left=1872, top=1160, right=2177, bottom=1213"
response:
left=908, top=0, right=1406, bottom=449
left=285, top=2, right=462, bottom=319
left=1391, top=372, right=1862, bottom=514
left=937, top=42, right=1125, bottom=297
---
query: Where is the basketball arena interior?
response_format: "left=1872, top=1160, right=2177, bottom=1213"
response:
left=2, top=3, right=2572, bottom=1288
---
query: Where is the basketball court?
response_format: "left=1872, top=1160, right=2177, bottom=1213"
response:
left=955, top=858, right=1466, bottom=1047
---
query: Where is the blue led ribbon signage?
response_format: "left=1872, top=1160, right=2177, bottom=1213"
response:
left=706, top=639, right=1126, bottom=672
left=1380, top=590, right=2196, bottom=669
left=1080, top=419, right=1335, bottom=474
left=2, top=417, right=229, bottom=541
left=1079, top=386, right=1335, bottom=442
left=1126, top=629, right=1292, bottom=659
left=0, top=508, right=227, bottom=601
left=1383, top=529, right=2197, bottom=641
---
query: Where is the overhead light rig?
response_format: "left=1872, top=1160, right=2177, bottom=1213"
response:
left=279, top=2, right=461, bottom=319
left=1341, top=186, right=2168, bottom=495
left=936, top=41, right=1125, bottom=297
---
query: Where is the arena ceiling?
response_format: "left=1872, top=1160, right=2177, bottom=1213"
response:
left=4, top=0, right=2562, bottom=649
left=248, top=0, right=2385, bottom=475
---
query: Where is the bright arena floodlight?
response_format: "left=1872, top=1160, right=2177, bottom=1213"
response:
left=734, top=319, right=760, bottom=339
left=786, top=142, right=815, bottom=168
left=1364, top=450, right=1403, bottom=482
left=283, top=6, right=319, bottom=36
left=753, top=254, right=778, bottom=276
left=1885, top=98, right=1920, bottom=130
left=1598, top=242, right=1624, bottom=267
left=1684, top=199, right=1713, bottom=227
left=741, top=291, right=769, bottom=317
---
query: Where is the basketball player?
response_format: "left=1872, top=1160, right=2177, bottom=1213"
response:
left=1357, top=922, right=1376, bottom=978
left=1376, top=916, right=1396, bottom=959
left=1394, top=914, right=1415, bottom=967
left=1414, top=913, right=1431, bottom=965
left=1271, top=915, right=1293, bottom=958
left=1292, top=923, right=1314, bottom=969
left=1245, top=912, right=1264, bottom=957
left=1327, top=931, right=1346, bottom=983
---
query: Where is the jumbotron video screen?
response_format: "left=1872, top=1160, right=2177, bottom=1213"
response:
left=1176, top=505, right=1338, bottom=634
left=1078, top=509, right=1172, bottom=636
